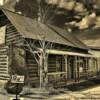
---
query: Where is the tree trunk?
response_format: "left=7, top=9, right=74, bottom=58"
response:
left=39, top=52, right=48, bottom=88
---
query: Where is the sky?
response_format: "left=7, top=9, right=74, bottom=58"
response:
left=0, top=0, right=100, bottom=40
left=0, top=0, right=100, bottom=48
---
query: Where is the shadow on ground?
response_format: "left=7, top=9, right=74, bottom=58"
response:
left=65, top=78, right=100, bottom=92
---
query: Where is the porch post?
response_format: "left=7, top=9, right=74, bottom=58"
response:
left=75, top=56, right=78, bottom=82
left=64, top=55, right=68, bottom=83
left=86, top=57, right=88, bottom=79
left=43, top=54, right=48, bottom=87
left=95, top=58, right=98, bottom=75
left=97, top=58, right=99, bottom=75
left=77, top=56, right=80, bottom=82
left=39, top=53, right=43, bottom=88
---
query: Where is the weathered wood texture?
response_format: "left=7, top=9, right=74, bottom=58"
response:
left=6, top=23, right=23, bottom=45
left=26, top=52, right=39, bottom=87
left=0, top=46, right=9, bottom=80
left=48, top=55, right=66, bottom=87
left=48, top=55, right=56, bottom=73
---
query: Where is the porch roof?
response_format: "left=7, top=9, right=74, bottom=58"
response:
left=1, top=7, right=88, bottom=50
left=48, top=25, right=89, bottom=50
left=40, top=49, right=93, bottom=57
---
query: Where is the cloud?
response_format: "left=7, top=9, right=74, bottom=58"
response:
left=93, top=0, right=100, bottom=9
left=94, top=16, right=100, bottom=29
left=76, top=13, right=96, bottom=29
left=59, top=0, right=76, bottom=11
left=0, top=0, right=17, bottom=11
left=74, top=2, right=86, bottom=13
left=46, top=0, right=87, bottom=13
left=45, top=0, right=60, bottom=5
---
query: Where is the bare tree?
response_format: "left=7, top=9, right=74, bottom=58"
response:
left=23, top=34, right=53, bottom=88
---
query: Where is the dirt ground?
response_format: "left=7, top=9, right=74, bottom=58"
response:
left=47, top=86, right=100, bottom=100
left=0, top=80, right=100, bottom=100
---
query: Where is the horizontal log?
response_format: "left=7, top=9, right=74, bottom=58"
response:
left=6, top=38, right=23, bottom=45
left=6, top=36, right=22, bottom=42
left=27, top=61, right=37, bottom=63
left=0, top=52, right=7, bottom=55
left=0, top=63, right=8, bottom=65
left=7, top=33, right=21, bottom=39
left=0, top=66, right=8, bottom=68
left=0, top=56, right=8, bottom=59
left=29, top=77, right=39, bottom=81
left=7, top=34, right=21, bottom=40
left=7, top=25, right=17, bottom=29
left=48, top=69, right=56, bottom=71
left=48, top=58, right=56, bottom=61
left=6, top=38, right=23, bottom=43
left=0, top=69, right=7, bottom=71
left=7, top=29, right=18, bottom=34
left=0, top=65, right=8, bottom=68
left=48, top=63, right=56, bottom=65
left=45, top=49, right=93, bottom=57
left=27, top=66, right=38, bottom=68
left=48, top=70, right=57, bottom=72
left=48, top=67, right=57, bottom=71
left=0, top=71, right=8, bottom=74
left=0, top=77, right=9, bottom=80
left=27, top=63, right=37, bottom=66
left=28, top=69, right=38, bottom=72
left=48, top=72, right=66, bottom=75
left=0, top=73, right=9, bottom=76
left=0, top=75, right=10, bottom=78
left=48, top=62, right=56, bottom=64
left=48, top=67, right=56, bottom=69
left=28, top=70, right=38, bottom=73
left=0, top=48, right=7, bottom=51
left=28, top=74, right=38, bottom=77
left=48, top=66, right=56, bottom=68
left=27, top=67, right=38, bottom=70
left=7, top=23, right=14, bottom=27
left=0, top=50, right=8, bottom=53
left=0, top=53, right=8, bottom=56
left=0, top=59, right=8, bottom=62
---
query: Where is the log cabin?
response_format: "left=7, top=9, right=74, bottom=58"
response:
left=0, top=7, right=100, bottom=88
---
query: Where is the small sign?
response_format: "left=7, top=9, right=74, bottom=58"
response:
left=11, top=75, right=24, bottom=83
left=10, top=97, right=24, bottom=100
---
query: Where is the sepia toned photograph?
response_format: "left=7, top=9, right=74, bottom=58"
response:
left=0, top=0, right=100, bottom=100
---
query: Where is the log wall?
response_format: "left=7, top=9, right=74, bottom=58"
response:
left=0, top=46, right=9, bottom=80
left=48, top=55, right=66, bottom=87
left=26, top=52, right=39, bottom=87
left=6, top=23, right=23, bottom=45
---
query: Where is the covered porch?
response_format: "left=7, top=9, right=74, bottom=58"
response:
left=26, top=49, right=96, bottom=88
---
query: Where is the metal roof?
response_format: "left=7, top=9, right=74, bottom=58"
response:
left=72, top=28, right=100, bottom=48
left=1, top=8, right=88, bottom=50
left=48, top=25, right=89, bottom=50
